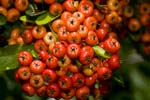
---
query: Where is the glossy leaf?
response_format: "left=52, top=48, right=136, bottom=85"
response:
left=35, top=12, right=60, bottom=25
left=93, top=46, right=111, bottom=58
left=19, top=15, right=35, bottom=23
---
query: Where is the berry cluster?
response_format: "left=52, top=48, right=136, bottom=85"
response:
left=6, top=0, right=123, bottom=99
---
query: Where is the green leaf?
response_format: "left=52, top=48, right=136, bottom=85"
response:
left=75, top=59, right=82, bottom=67
left=30, top=50, right=38, bottom=58
left=35, top=12, right=60, bottom=25
left=93, top=46, right=111, bottom=58
left=0, top=44, right=34, bottom=71
left=94, top=3, right=107, bottom=10
left=0, top=55, right=18, bottom=71
left=0, top=14, right=7, bottom=25
left=19, top=15, right=35, bottom=23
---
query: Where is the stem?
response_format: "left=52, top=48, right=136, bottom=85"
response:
left=94, top=3, right=107, bottom=9
left=48, top=24, right=58, bottom=41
